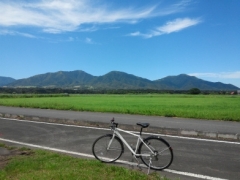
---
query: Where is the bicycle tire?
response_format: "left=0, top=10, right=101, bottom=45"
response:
left=92, top=134, right=124, bottom=163
left=139, top=136, right=173, bottom=170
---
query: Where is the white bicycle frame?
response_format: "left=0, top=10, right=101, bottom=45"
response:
left=108, top=126, right=155, bottom=158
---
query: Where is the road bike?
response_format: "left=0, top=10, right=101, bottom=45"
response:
left=92, top=118, right=173, bottom=173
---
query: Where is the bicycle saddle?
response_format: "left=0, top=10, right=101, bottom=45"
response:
left=137, top=123, right=149, bottom=128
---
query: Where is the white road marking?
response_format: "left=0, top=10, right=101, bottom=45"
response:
left=0, top=137, right=228, bottom=180
left=1, top=117, right=240, bottom=145
left=0, top=138, right=94, bottom=158
left=164, top=169, right=228, bottom=180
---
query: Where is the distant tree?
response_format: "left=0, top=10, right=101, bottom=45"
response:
left=189, top=88, right=201, bottom=95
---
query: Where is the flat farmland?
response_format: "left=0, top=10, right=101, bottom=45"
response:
left=0, top=94, right=239, bottom=121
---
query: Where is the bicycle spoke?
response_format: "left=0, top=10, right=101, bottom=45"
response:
left=139, top=137, right=173, bottom=170
left=92, top=134, right=123, bottom=163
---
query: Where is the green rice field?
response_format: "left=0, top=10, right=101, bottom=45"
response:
left=0, top=94, right=240, bottom=121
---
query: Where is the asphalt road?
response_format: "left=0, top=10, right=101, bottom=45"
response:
left=1, top=106, right=240, bottom=135
left=1, top=118, right=240, bottom=180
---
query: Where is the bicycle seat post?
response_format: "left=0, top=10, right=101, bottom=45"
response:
left=140, top=128, right=143, bottom=136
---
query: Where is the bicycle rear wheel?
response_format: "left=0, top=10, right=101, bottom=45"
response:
left=139, top=136, right=173, bottom=170
left=92, top=134, right=124, bottom=163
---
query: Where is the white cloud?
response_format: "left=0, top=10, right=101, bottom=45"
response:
left=85, top=38, right=92, bottom=44
left=79, top=26, right=98, bottom=32
left=85, top=37, right=101, bottom=45
left=0, top=29, right=36, bottom=38
left=189, top=72, right=240, bottom=79
left=68, top=37, right=74, bottom=42
left=0, top=0, right=192, bottom=35
left=129, top=31, right=141, bottom=37
left=129, top=17, right=201, bottom=38
left=157, top=18, right=201, bottom=34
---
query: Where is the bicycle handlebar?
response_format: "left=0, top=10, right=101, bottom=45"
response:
left=110, top=117, right=118, bottom=129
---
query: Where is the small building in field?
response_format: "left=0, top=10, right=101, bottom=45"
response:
left=238, top=90, right=240, bottom=95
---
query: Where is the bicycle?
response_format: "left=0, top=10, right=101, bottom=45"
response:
left=92, top=118, right=173, bottom=173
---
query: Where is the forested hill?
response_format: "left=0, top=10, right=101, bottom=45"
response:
left=1, top=70, right=239, bottom=90
left=154, top=74, right=238, bottom=90
left=0, top=76, right=16, bottom=86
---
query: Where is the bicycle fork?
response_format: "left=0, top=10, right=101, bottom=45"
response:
left=107, top=134, right=116, bottom=150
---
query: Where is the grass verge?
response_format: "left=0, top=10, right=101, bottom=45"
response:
left=0, top=143, right=169, bottom=180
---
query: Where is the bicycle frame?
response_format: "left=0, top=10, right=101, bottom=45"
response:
left=92, top=120, right=174, bottom=174
left=108, top=127, right=155, bottom=157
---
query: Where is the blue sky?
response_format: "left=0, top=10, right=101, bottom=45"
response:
left=0, top=0, right=240, bottom=88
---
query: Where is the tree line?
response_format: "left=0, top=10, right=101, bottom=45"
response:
left=0, top=87, right=238, bottom=95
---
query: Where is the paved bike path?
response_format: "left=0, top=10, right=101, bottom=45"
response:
left=0, top=106, right=239, bottom=141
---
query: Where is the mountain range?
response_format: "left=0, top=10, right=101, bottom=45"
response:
left=0, top=70, right=239, bottom=90
left=0, top=76, right=16, bottom=86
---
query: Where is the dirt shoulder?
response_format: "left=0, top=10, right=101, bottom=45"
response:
left=0, top=146, right=33, bottom=170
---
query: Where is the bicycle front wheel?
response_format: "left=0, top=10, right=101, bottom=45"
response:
left=92, top=134, right=124, bottom=163
left=139, top=136, right=173, bottom=170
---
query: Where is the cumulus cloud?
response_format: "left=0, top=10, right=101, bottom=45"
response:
left=189, top=72, right=240, bottom=79
left=0, top=0, right=193, bottom=35
left=129, top=17, right=201, bottom=38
